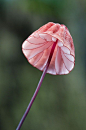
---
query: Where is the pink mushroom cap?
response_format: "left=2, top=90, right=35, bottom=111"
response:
left=22, top=22, right=75, bottom=75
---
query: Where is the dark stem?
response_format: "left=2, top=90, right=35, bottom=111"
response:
left=16, top=40, right=57, bottom=130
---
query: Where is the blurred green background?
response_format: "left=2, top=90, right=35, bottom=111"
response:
left=0, top=0, right=86, bottom=130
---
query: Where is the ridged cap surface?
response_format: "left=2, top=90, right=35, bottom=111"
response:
left=22, top=22, right=75, bottom=75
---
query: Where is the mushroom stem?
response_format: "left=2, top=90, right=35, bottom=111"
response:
left=16, top=40, right=57, bottom=130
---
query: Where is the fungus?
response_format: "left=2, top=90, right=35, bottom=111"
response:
left=16, top=22, right=75, bottom=130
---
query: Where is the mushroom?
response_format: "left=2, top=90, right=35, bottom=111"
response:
left=16, top=22, right=75, bottom=130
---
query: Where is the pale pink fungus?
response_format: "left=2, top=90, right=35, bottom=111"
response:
left=16, top=22, right=75, bottom=130
left=22, top=22, right=75, bottom=75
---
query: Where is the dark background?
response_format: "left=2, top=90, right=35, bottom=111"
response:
left=0, top=0, right=86, bottom=130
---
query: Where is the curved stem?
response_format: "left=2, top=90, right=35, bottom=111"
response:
left=16, top=40, right=57, bottom=130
